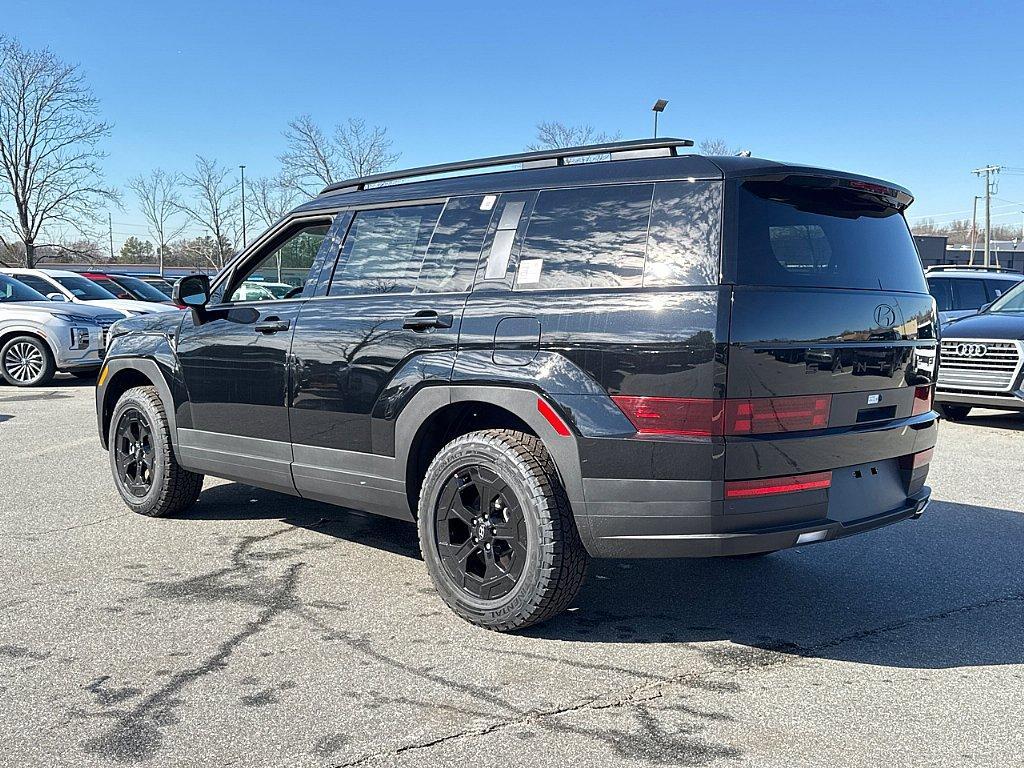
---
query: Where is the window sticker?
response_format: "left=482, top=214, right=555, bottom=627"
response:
left=517, top=258, right=544, bottom=285
left=480, top=195, right=497, bottom=211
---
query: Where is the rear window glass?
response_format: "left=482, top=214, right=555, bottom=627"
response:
left=735, top=180, right=927, bottom=292
left=645, top=181, right=721, bottom=287
left=515, top=183, right=652, bottom=290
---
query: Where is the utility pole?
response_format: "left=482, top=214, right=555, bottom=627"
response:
left=973, top=165, right=1000, bottom=268
left=108, top=212, right=114, bottom=260
left=969, top=195, right=980, bottom=264
left=239, top=164, right=247, bottom=248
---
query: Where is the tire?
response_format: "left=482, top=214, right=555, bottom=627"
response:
left=937, top=403, right=972, bottom=421
left=108, top=385, right=204, bottom=517
left=0, top=335, right=55, bottom=387
left=418, top=429, right=589, bottom=632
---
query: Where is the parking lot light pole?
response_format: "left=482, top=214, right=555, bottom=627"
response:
left=652, top=99, right=668, bottom=138
left=239, top=164, right=247, bottom=249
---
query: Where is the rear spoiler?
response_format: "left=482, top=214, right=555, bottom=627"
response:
left=744, top=173, right=914, bottom=211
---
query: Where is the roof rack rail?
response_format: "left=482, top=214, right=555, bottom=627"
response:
left=925, top=264, right=1020, bottom=273
left=320, top=137, right=695, bottom=195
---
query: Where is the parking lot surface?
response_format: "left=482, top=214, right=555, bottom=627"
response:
left=2, top=378, right=1023, bottom=767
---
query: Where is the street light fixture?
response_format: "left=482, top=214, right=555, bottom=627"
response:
left=652, top=99, right=668, bottom=138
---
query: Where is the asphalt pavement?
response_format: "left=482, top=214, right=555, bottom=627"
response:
left=1, top=377, right=1022, bottom=767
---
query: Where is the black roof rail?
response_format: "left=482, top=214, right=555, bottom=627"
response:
left=319, top=137, right=695, bottom=195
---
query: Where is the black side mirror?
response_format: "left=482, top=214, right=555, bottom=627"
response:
left=172, top=274, right=211, bottom=309
left=978, top=300, right=994, bottom=314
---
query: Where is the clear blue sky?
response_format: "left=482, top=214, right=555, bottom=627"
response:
left=8, top=0, right=1024, bottom=247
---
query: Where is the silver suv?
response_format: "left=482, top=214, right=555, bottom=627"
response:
left=925, top=265, right=1023, bottom=325
left=0, top=274, right=122, bottom=386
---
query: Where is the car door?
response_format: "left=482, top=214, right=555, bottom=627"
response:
left=174, top=215, right=336, bottom=493
left=289, top=195, right=495, bottom=518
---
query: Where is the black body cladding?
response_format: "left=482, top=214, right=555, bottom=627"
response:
left=98, top=146, right=937, bottom=560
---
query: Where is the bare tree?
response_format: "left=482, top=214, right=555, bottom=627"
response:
left=527, top=121, right=621, bottom=163
left=698, top=138, right=734, bottom=155
left=175, top=155, right=239, bottom=268
left=279, top=115, right=399, bottom=197
left=127, top=168, right=187, bottom=276
left=246, top=175, right=299, bottom=231
left=0, top=37, right=117, bottom=267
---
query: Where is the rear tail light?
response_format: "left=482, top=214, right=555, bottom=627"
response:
left=610, top=396, right=723, bottom=437
left=912, top=385, right=933, bottom=416
left=899, top=448, right=933, bottom=470
left=724, top=396, right=831, bottom=435
left=725, top=471, right=833, bottom=499
left=611, top=394, right=830, bottom=437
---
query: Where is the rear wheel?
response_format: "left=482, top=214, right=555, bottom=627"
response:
left=937, top=403, right=972, bottom=421
left=0, top=335, right=55, bottom=387
left=109, top=386, right=204, bottom=517
left=418, top=429, right=589, bottom=631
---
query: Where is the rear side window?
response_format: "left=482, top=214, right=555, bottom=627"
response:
left=985, top=279, right=1017, bottom=300
left=645, top=181, right=722, bottom=286
left=928, top=278, right=952, bottom=311
left=14, top=274, right=57, bottom=295
left=734, top=180, right=927, bottom=293
left=416, top=196, right=494, bottom=293
left=952, top=278, right=988, bottom=310
left=329, top=204, right=442, bottom=296
left=515, top=183, right=653, bottom=290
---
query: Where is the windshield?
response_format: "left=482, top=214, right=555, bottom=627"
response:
left=53, top=275, right=118, bottom=300
left=986, top=280, right=1024, bottom=312
left=114, top=275, right=170, bottom=301
left=0, top=274, right=48, bottom=302
left=734, top=179, right=928, bottom=293
left=142, top=278, right=174, bottom=298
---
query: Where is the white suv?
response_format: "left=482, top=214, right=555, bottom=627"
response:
left=0, top=273, right=123, bottom=386
left=0, top=268, right=177, bottom=317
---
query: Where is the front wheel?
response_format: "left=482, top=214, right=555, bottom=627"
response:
left=109, top=386, right=204, bottom=517
left=418, top=429, right=589, bottom=632
left=0, top=335, right=55, bottom=387
left=937, top=403, right=972, bottom=421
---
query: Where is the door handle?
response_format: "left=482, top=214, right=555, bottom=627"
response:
left=254, top=317, right=291, bottom=334
left=402, top=311, right=453, bottom=331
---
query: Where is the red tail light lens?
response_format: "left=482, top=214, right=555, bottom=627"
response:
left=912, top=385, right=933, bottom=416
left=725, top=471, right=833, bottom=499
left=899, top=448, right=933, bottom=470
left=611, top=396, right=723, bottom=437
left=724, top=396, right=831, bottom=435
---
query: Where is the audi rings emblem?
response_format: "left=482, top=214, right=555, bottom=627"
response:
left=956, top=343, right=989, bottom=358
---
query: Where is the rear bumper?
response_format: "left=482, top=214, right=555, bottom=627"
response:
left=935, top=389, right=1024, bottom=411
left=584, top=488, right=929, bottom=557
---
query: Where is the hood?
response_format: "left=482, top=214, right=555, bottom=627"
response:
left=79, top=298, right=178, bottom=316
left=941, top=311, right=1024, bottom=340
left=108, top=307, right=185, bottom=340
left=1, top=302, right=123, bottom=324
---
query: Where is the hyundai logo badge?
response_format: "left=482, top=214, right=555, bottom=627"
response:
left=874, top=304, right=897, bottom=327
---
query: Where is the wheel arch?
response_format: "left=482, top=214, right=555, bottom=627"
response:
left=97, top=358, right=178, bottom=450
left=0, top=327, right=60, bottom=364
left=396, top=384, right=589, bottom=531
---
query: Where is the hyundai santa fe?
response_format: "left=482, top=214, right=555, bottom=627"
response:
left=95, top=138, right=939, bottom=630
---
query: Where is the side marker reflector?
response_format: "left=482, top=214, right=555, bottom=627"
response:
left=537, top=398, right=570, bottom=437
left=98, top=365, right=109, bottom=387
left=725, top=471, right=833, bottom=499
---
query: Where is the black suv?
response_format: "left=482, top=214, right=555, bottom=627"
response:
left=96, top=139, right=938, bottom=631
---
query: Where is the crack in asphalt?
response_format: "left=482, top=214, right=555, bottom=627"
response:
left=330, top=589, right=1024, bottom=766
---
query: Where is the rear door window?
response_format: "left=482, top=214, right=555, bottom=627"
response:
left=514, top=183, right=653, bottom=290
left=416, top=196, right=494, bottom=293
left=984, top=279, right=1018, bottom=300
left=734, top=179, right=927, bottom=293
left=928, top=278, right=952, bottom=312
left=329, top=204, right=443, bottom=296
left=952, top=278, right=988, bottom=310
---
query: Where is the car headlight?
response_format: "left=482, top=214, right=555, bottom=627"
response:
left=69, top=326, right=91, bottom=350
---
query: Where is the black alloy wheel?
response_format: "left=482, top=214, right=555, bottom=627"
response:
left=113, top=407, right=155, bottom=497
left=434, top=465, right=529, bottom=601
